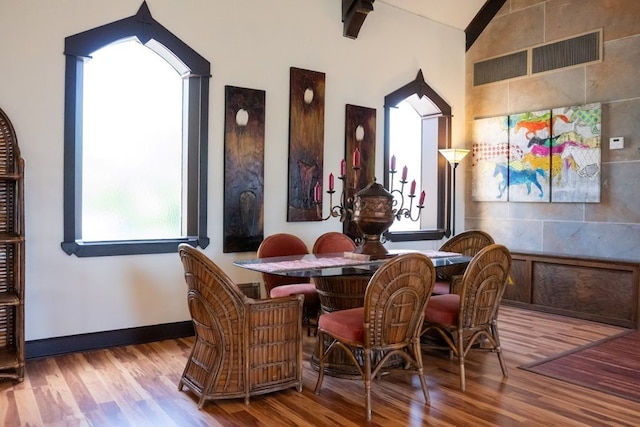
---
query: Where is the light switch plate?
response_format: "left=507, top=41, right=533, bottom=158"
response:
left=610, top=137, right=624, bottom=150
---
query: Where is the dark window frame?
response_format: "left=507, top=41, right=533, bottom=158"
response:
left=61, top=2, right=210, bottom=257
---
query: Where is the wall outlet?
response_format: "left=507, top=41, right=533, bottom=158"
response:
left=610, top=137, right=624, bottom=150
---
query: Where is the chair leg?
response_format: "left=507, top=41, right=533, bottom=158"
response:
left=314, top=330, right=326, bottom=394
left=457, top=329, right=466, bottom=392
left=491, top=321, right=509, bottom=377
left=413, top=339, right=430, bottom=404
left=364, top=348, right=372, bottom=422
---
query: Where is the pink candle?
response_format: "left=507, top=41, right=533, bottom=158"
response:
left=410, top=179, right=416, bottom=196
left=401, top=166, right=408, bottom=181
left=340, top=159, right=346, bottom=177
left=353, top=148, right=361, bottom=168
left=314, top=182, right=321, bottom=203
left=419, top=190, right=426, bottom=206
left=328, top=173, right=334, bottom=191
left=390, top=155, right=396, bottom=171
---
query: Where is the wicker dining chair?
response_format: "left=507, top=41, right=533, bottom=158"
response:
left=177, top=244, right=303, bottom=407
left=312, top=231, right=357, bottom=255
left=422, top=244, right=512, bottom=391
left=257, top=233, right=319, bottom=334
left=314, top=252, right=436, bottom=421
left=433, top=229, right=495, bottom=295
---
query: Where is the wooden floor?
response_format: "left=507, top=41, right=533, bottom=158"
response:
left=2, top=306, right=639, bottom=426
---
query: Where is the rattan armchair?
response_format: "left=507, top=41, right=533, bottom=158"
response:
left=433, top=229, right=495, bottom=295
left=422, top=244, right=512, bottom=391
left=314, top=252, right=436, bottom=421
left=177, top=244, right=303, bottom=407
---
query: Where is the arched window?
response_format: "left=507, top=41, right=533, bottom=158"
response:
left=61, top=2, right=210, bottom=257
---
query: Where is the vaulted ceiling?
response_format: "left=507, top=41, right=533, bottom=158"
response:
left=342, top=0, right=506, bottom=50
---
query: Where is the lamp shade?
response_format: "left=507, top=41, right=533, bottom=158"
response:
left=439, top=148, right=470, bottom=165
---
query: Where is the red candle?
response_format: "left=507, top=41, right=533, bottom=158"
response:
left=329, top=173, right=334, bottom=191
left=340, top=159, right=346, bottom=177
left=390, top=155, right=396, bottom=171
left=401, top=166, right=408, bottom=181
left=410, top=179, right=416, bottom=196
left=353, top=148, right=361, bottom=168
left=314, top=182, right=321, bottom=203
left=419, top=190, right=426, bottom=206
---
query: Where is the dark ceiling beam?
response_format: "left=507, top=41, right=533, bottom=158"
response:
left=342, top=0, right=375, bottom=39
left=465, top=0, right=507, bottom=51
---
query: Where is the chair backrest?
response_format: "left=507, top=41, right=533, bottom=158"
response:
left=437, top=230, right=495, bottom=279
left=363, top=253, right=436, bottom=348
left=178, top=244, right=246, bottom=343
left=256, top=233, right=310, bottom=293
left=458, top=244, right=512, bottom=329
left=312, top=232, right=357, bottom=254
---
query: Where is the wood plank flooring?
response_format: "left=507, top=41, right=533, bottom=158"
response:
left=1, top=306, right=639, bottom=426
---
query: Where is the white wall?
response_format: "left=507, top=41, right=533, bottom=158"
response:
left=0, top=0, right=466, bottom=340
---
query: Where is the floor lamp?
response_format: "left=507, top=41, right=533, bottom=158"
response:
left=438, top=148, right=470, bottom=236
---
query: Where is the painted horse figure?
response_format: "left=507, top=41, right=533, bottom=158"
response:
left=493, top=163, right=546, bottom=199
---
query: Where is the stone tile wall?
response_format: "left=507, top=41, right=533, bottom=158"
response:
left=464, top=0, right=640, bottom=260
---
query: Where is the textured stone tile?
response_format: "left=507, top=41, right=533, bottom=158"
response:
left=465, top=81, right=510, bottom=119
left=586, top=163, right=640, bottom=223
left=465, top=218, right=544, bottom=252
left=467, top=3, right=544, bottom=61
left=602, top=99, right=640, bottom=162
left=508, top=67, right=586, bottom=113
left=546, top=0, right=640, bottom=42
left=509, top=200, right=585, bottom=221
left=543, top=221, right=640, bottom=261
left=587, top=36, right=640, bottom=103
left=511, top=0, right=545, bottom=12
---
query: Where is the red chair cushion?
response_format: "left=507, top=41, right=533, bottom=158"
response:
left=432, top=280, right=451, bottom=295
left=270, top=283, right=319, bottom=305
left=424, top=294, right=460, bottom=326
left=318, top=307, right=364, bottom=343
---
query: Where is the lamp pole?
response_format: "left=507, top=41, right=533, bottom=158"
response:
left=438, top=148, right=470, bottom=237
left=451, top=161, right=459, bottom=236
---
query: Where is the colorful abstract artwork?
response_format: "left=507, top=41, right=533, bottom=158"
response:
left=471, top=103, right=601, bottom=203
left=287, top=67, right=326, bottom=221
left=551, top=103, right=601, bottom=202
left=343, top=104, right=376, bottom=240
left=223, top=86, right=265, bottom=253
left=470, top=116, right=509, bottom=202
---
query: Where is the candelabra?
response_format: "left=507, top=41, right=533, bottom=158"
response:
left=314, top=150, right=424, bottom=259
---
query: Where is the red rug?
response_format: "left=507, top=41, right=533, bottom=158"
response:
left=520, top=330, right=640, bottom=403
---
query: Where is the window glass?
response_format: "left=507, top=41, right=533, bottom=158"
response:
left=82, top=40, right=182, bottom=241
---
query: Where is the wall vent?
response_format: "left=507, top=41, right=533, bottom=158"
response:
left=532, top=31, right=600, bottom=73
left=473, top=51, right=527, bottom=86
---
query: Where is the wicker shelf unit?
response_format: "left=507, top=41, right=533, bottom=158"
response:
left=0, top=107, right=25, bottom=383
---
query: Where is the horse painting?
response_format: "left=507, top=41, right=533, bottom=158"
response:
left=493, top=163, right=546, bottom=199
left=472, top=142, right=523, bottom=165
left=522, top=153, right=564, bottom=184
left=514, top=113, right=570, bottom=138
left=560, top=146, right=601, bottom=178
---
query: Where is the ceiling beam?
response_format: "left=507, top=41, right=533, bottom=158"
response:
left=465, top=0, right=507, bottom=51
left=342, top=0, right=375, bottom=39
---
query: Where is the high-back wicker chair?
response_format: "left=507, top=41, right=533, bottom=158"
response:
left=257, top=233, right=319, bottom=334
left=422, top=244, right=512, bottom=391
left=433, top=229, right=495, bottom=295
left=314, top=252, right=436, bottom=421
left=177, top=244, right=303, bottom=407
left=312, top=231, right=357, bottom=254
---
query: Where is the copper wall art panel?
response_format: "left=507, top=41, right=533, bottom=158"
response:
left=343, top=104, right=376, bottom=240
left=223, top=86, right=265, bottom=252
left=287, top=67, right=326, bottom=221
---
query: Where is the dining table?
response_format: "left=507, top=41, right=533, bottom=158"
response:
left=234, top=249, right=472, bottom=378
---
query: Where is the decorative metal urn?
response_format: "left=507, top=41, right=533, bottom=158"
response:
left=352, top=180, right=395, bottom=259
